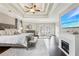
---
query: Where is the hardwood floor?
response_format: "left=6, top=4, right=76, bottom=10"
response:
left=49, top=36, right=66, bottom=56
left=0, top=47, right=10, bottom=54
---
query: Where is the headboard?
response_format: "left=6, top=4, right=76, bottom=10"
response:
left=0, top=23, right=15, bottom=30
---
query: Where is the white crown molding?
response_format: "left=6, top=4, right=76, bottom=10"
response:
left=49, top=3, right=73, bottom=18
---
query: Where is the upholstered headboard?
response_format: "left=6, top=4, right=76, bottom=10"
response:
left=0, top=23, right=15, bottom=30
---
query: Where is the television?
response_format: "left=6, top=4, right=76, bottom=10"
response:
left=61, top=7, right=79, bottom=28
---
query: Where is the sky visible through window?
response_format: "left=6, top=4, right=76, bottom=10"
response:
left=61, top=7, right=79, bottom=28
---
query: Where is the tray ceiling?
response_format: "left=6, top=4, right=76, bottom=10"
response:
left=0, top=3, right=53, bottom=18
left=0, top=3, right=73, bottom=19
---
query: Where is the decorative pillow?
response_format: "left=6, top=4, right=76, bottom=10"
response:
left=0, top=30, right=5, bottom=35
left=5, top=29, right=18, bottom=35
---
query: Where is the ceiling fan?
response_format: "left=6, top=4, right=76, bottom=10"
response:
left=24, top=3, right=40, bottom=14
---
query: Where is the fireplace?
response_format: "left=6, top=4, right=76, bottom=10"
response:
left=61, top=40, right=69, bottom=54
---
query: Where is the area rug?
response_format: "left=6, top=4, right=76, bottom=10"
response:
left=0, top=39, right=49, bottom=56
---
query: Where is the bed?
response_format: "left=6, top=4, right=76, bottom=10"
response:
left=0, top=33, right=32, bottom=47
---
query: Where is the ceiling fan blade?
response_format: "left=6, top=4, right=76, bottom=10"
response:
left=31, top=3, right=36, bottom=8
left=34, top=5, right=36, bottom=8
left=35, top=9, right=40, bottom=11
left=25, top=10, right=30, bottom=12
left=24, top=6, right=31, bottom=9
left=33, top=12, right=35, bottom=14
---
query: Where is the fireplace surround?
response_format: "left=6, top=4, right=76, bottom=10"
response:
left=59, top=32, right=79, bottom=56
left=61, top=40, right=69, bottom=54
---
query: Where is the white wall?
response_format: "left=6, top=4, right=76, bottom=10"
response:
left=0, top=12, right=15, bottom=25
left=23, top=18, right=53, bottom=23
left=49, top=15, right=61, bottom=45
left=22, top=17, right=55, bottom=36
left=50, top=15, right=60, bottom=38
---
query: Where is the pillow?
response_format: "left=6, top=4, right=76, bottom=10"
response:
left=5, top=29, right=18, bottom=35
left=0, top=30, right=5, bottom=35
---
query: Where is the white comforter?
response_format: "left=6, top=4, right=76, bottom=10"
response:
left=0, top=33, right=31, bottom=47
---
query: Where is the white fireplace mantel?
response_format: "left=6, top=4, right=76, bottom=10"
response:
left=58, top=32, right=79, bottom=56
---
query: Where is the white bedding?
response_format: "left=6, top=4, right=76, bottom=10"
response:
left=0, top=33, right=32, bottom=47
